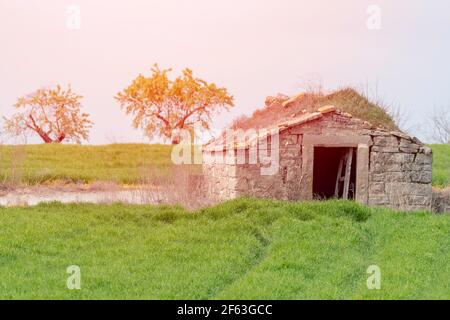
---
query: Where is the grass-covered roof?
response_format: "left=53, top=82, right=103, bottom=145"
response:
left=230, top=87, right=398, bottom=131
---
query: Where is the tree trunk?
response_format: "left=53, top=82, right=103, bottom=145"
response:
left=171, top=131, right=180, bottom=145
left=33, top=128, right=65, bottom=144
left=56, top=133, right=66, bottom=143
left=35, top=129, right=53, bottom=144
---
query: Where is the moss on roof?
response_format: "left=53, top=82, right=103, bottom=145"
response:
left=230, top=87, right=398, bottom=131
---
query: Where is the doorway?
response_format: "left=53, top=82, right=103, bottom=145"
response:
left=313, top=147, right=357, bottom=200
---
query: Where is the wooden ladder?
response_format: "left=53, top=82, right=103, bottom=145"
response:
left=334, top=149, right=353, bottom=200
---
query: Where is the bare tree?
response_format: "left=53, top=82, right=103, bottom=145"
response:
left=430, top=107, right=450, bottom=144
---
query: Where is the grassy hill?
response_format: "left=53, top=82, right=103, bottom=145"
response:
left=1, top=143, right=448, bottom=187
left=0, top=198, right=448, bottom=299
left=0, top=144, right=172, bottom=185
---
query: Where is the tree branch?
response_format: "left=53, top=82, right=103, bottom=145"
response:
left=175, top=103, right=207, bottom=129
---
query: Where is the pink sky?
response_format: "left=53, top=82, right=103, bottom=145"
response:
left=1, top=0, right=449, bottom=143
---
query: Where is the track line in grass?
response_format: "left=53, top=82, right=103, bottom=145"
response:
left=0, top=199, right=449, bottom=299
left=210, top=225, right=273, bottom=299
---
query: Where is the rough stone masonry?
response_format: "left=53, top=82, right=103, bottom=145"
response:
left=202, top=106, right=433, bottom=211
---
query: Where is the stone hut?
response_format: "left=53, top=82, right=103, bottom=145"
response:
left=202, top=101, right=433, bottom=211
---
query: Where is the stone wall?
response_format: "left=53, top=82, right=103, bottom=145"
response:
left=202, top=150, right=238, bottom=201
left=234, top=130, right=303, bottom=200
left=368, top=133, right=433, bottom=211
left=230, top=112, right=376, bottom=202
left=202, top=111, right=433, bottom=211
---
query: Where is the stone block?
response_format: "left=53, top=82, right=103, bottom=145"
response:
left=415, top=154, right=432, bottom=165
left=318, top=105, right=337, bottom=114
left=400, top=146, right=420, bottom=153
left=286, top=166, right=301, bottom=182
left=303, top=134, right=372, bottom=147
left=385, top=182, right=432, bottom=196
left=369, top=194, right=389, bottom=205
left=399, top=139, right=419, bottom=148
left=419, top=146, right=433, bottom=155
left=370, top=130, right=392, bottom=136
left=369, top=182, right=385, bottom=193
left=289, top=124, right=322, bottom=135
left=235, top=177, right=248, bottom=191
left=393, top=153, right=415, bottom=163
left=391, top=131, right=412, bottom=140
left=411, top=171, right=432, bottom=184
left=402, top=163, right=432, bottom=171
left=371, top=162, right=402, bottom=172
left=408, top=195, right=432, bottom=206
left=373, top=136, right=399, bottom=147
left=385, top=172, right=410, bottom=182
left=279, top=158, right=298, bottom=167
left=371, top=152, right=415, bottom=164
left=370, top=173, right=385, bottom=182
left=281, top=147, right=301, bottom=159
left=371, top=145, right=399, bottom=153
left=281, top=134, right=298, bottom=147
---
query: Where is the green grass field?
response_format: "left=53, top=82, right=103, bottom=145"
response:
left=0, top=198, right=448, bottom=299
left=0, top=143, right=449, bottom=187
left=431, top=144, right=450, bottom=187
left=0, top=144, right=172, bottom=184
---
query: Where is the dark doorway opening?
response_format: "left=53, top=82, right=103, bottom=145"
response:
left=313, top=147, right=357, bottom=200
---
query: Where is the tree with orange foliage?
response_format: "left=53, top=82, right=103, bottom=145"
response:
left=115, top=64, right=234, bottom=144
left=3, top=85, right=92, bottom=144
